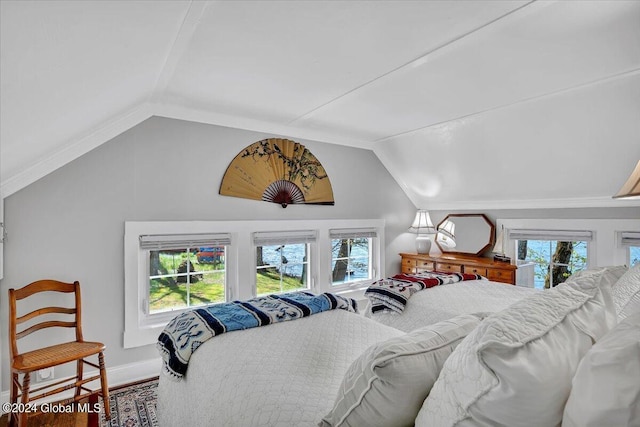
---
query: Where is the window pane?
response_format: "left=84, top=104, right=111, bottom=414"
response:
left=331, top=237, right=372, bottom=285
left=256, top=243, right=309, bottom=296
left=631, top=246, right=640, bottom=267
left=516, top=240, right=587, bottom=289
left=149, top=247, right=225, bottom=314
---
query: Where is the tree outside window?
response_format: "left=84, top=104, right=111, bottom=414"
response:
left=331, top=237, right=372, bottom=285
left=517, top=240, right=587, bottom=289
left=149, top=247, right=225, bottom=313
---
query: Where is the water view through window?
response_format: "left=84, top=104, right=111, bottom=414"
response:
left=256, top=244, right=309, bottom=296
left=331, top=238, right=372, bottom=285
left=631, top=246, right=640, bottom=266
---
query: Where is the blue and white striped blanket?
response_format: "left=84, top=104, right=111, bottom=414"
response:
left=157, top=291, right=358, bottom=380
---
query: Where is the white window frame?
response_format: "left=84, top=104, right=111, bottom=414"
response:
left=618, top=231, right=640, bottom=266
left=508, top=229, right=592, bottom=288
left=329, top=228, right=379, bottom=291
left=124, top=219, right=384, bottom=348
left=141, top=233, right=231, bottom=319
left=497, top=219, right=640, bottom=288
left=253, top=230, right=317, bottom=297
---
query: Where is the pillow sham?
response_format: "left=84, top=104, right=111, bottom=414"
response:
left=562, top=312, right=640, bottom=427
left=611, top=263, right=640, bottom=320
left=319, top=313, right=486, bottom=427
left=567, top=265, right=628, bottom=289
left=565, top=266, right=618, bottom=328
left=416, top=273, right=615, bottom=427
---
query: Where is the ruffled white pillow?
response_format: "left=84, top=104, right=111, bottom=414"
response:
left=567, top=264, right=628, bottom=289
left=611, top=263, right=640, bottom=320
left=416, top=273, right=615, bottom=427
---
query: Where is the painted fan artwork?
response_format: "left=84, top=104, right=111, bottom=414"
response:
left=219, top=138, right=335, bottom=207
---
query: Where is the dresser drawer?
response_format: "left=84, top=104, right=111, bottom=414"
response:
left=402, top=266, right=416, bottom=274
left=402, top=257, right=417, bottom=268
left=465, top=266, right=487, bottom=276
left=416, top=259, right=435, bottom=271
left=487, top=268, right=515, bottom=284
left=436, top=262, right=462, bottom=273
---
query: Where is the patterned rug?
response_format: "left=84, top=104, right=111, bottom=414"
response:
left=101, top=377, right=159, bottom=427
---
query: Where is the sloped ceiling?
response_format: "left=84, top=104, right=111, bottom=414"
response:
left=1, top=0, right=639, bottom=209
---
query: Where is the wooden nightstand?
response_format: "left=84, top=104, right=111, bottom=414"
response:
left=400, top=253, right=517, bottom=285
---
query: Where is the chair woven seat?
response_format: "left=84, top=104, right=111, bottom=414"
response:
left=12, top=341, right=106, bottom=372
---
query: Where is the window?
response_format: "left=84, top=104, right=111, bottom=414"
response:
left=621, top=231, right=640, bottom=267
left=330, top=228, right=377, bottom=286
left=509, top=229, right=592, bottom=289
left=253, top=231, right=315, bottom=296
left=140, top=233, right=230, bottom=314
left=631, top=247, right=640, bottom=266
left=125, top=219, right=384, bottom=348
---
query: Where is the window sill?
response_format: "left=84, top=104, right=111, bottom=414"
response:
left=124, top=324, right=165, bottom=349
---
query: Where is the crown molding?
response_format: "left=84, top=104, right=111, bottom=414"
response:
left=415, top=196, right=640, bottom=211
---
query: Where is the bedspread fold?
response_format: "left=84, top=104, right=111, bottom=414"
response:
left=365, top=272, right=485, bottom=314
left=157, top=291, right=357, bottom=380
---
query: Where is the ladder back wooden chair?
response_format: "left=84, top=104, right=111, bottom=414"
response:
left=8, top=280, right=110, bottom=427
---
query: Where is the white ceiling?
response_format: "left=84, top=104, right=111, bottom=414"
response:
left=1, top=0, right=639, bottom=208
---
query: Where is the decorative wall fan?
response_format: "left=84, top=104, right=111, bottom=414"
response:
left=219, top=138, right=334, bottom=208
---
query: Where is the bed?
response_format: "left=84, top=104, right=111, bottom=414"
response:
left=157, top=264, right=640, bottom=427
left=366, top=278, right=538, bottom=332
left=157, top=308, right=403, bottom=427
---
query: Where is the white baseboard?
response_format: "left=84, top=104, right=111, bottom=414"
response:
left=1, top=357, right=162, bottom=409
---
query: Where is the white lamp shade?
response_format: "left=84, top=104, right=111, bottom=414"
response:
left=613, top=160, right=640, bottom=199
left=408, top=210, right=436, bottom=235
left=438, top=219, right=456, bottom=239
left=436, top=219, right=456, bottom=249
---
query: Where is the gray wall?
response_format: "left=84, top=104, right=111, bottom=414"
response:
left=0, top=117, right=416, bottom=390
left=2, top=116, right=638, bottom=391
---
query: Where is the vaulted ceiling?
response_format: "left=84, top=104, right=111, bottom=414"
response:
left=1, top=1, right=639, bottom=208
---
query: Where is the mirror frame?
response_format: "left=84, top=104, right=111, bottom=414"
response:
left=435, top=213, right=495, bottom=256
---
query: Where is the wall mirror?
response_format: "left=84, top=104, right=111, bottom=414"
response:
left=435, top=214, right=495, bottom=256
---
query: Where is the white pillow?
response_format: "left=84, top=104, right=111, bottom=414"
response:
left=568, top=265, right=628, bottom=288
left=563, top=312, right=640, bottom=427
left=320, top=313, right=486, bottom=427
left=565, top=265, right=618, bottom=328
left=612, top=263, right=640, bottom=320
left=416, top=273, right=615, bottom=427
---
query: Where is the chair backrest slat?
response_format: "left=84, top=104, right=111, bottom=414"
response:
left=16, top=321, right=77, bottom=340
left=12, top=280, right=76, bottom=300
left=16, top=307, right=76, bottom=325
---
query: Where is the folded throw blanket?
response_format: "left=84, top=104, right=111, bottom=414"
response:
left=365, top=272, right=485, bottom=314
left=157, top=291, right=357, bottom=380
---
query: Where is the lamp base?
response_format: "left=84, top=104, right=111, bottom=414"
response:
left=415, top=236, right=431, bottom=254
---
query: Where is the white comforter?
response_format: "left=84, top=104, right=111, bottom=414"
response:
left=367, top=280, right=538, bottom=332
left=157, top=309, right=403, bottom=427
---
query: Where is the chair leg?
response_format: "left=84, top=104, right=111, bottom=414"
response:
left=9, top=372, right=18, bottom=427
left=99, top=352, right=111, bottom=420
left=76, top=359, right=84, bottom=401
left=18, top=372, right=30, bottom=427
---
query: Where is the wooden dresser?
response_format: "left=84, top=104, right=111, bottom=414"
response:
left=400, top=252, right=517, bottom=285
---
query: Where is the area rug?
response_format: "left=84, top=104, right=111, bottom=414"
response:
left=101, top=377, right=158, bottom=427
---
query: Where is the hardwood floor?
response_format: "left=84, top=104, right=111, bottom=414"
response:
left=0, top=409, right=88, bottom=427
